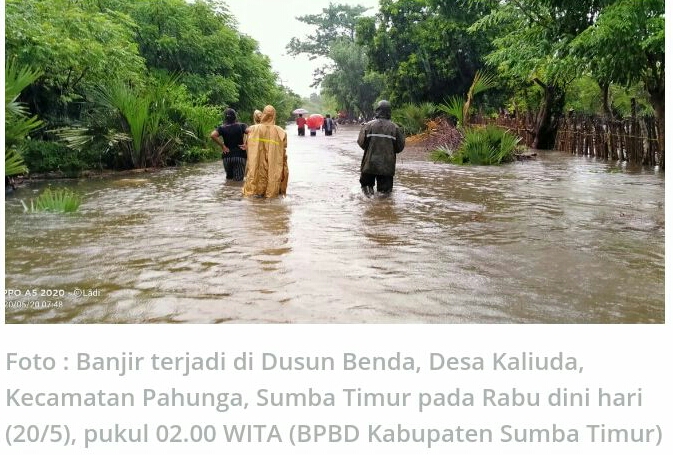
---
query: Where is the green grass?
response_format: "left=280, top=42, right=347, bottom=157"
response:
left=21, top=188, right=82, bottom=213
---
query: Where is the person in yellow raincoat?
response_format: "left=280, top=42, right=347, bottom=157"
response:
left=252, top=109, right=262, bottom=125
left=243, top=105, right=289, bottom=197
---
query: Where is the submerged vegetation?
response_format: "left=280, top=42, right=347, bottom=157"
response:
left=21, top=188, right=82, bottom=213
left=431, top=125, right=520, bottom=166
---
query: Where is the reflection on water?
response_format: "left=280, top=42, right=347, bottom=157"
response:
left=5, top=126, right=664, bottom=323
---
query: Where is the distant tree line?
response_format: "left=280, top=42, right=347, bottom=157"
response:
left=288, top=0, right=664, bottom=166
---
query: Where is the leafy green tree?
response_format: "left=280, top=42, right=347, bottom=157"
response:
left=6, top=0, right=291, bottom=172
left=91, top=0, right=283, bottom=115
left=321, top=40, right=383, bottom=118
left=285, top=3, right=380, bottom=116
left=105, top=0, right=240, bottom=105
left=270, top=87, right=303, bottom=124
left=360, top=0, right=491, bottom=104
left=562, top=77, right=651, bottom=117
left=298, top=93, right=330, bottom=116
left=571, top=0, right=664, bottom=167
left=470, top=0, right=614, bottom=149
left=287, top=2, right=369, bottom=57
left=287, top=2, right=370, bottom=87
left=5, top=0, right=146, bottom=120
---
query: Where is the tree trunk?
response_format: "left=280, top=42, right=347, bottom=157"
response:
left=650, top=93, right=665, bottom=170
left=532, top=78, right=565, bottom=150
left=600, top=82, right=612, bottom=118
left=645, top=68, right=664, bottom=169
left=600, top=82, right=614, bottom=159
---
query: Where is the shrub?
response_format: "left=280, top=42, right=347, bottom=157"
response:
left=179, top=146, right=222, bottom=164
left=22, top=139, right=90, bottom=176
left=438, top=71, right=497, bottom=128
left=437, top=96, right=464, bottom=126
left=429, top=145, right=456, bottom=163
left=451, top=125, right=520, bottom=165
left=94, top=76, right=186, bottom=168
left=393, top=102, right=437, bottom=135
left=173, top=100, right=221, bottom=147
left=21, top=187, right=82, bottom=213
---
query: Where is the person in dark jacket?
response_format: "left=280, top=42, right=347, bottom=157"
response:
left=357, top=100, right=405, bottom=194
left=210, top=108, right=248, bottom=181
left=322, top=114, right=336, bottom=136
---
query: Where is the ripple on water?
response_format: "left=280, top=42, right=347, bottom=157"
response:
left=4, top=128, right=665, bottom=323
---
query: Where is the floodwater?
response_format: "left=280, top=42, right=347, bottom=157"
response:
left=4, top=126, right=665, bottom=323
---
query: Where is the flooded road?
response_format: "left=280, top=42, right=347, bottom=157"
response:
left=4, top=126, right=665, bottom=323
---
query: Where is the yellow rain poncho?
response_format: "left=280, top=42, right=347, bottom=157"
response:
left=243, top=105, right=289, bottom=197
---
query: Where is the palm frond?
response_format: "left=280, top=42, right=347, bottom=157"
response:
left=5, top=61, right=44, bottom=149
left=438, top=96, right=465, bottom=125
left=469, top=70, right=497, bottom=96
left=429, top=144, right=456, bottom=163
left=5, top=148, right=28, bottom=176
left=5, top=59, right=42, bottom=100
left=5, top=115, right=43, bottom=145
left=51, top=127, right=95, bottom=150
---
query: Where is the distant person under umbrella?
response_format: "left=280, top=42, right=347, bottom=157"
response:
left=296, top=113, right=307, bottom=136
left=307, top=114, right=323, bottom=136
left=210, top=108, right=248, bottom=181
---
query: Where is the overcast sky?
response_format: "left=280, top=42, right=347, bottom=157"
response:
left=224, top=0, right=381, bottom=98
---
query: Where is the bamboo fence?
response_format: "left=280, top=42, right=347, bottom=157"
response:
left=472, top=112, right=661, bottom=165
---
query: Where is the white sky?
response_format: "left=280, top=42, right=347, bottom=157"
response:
left=224, top=0, right=380, bottom=98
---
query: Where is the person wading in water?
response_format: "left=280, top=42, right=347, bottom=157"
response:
left=210, top=108, right=248, bottom=181
left=322, top=114, right=336, bottom=136
left=243, top=105, right=289, bottom=198
left=296, top=113, right=307, bottom=136
left=357, top=100, right=405, bottom=195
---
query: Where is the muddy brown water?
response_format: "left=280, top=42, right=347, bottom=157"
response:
left=4, top=126, right=664, bottom=323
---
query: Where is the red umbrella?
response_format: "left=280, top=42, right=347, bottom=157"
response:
left=306, top=114, right=324, bottom=130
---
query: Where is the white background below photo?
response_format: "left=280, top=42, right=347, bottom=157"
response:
left=0, top=324, right=670, bottom=455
